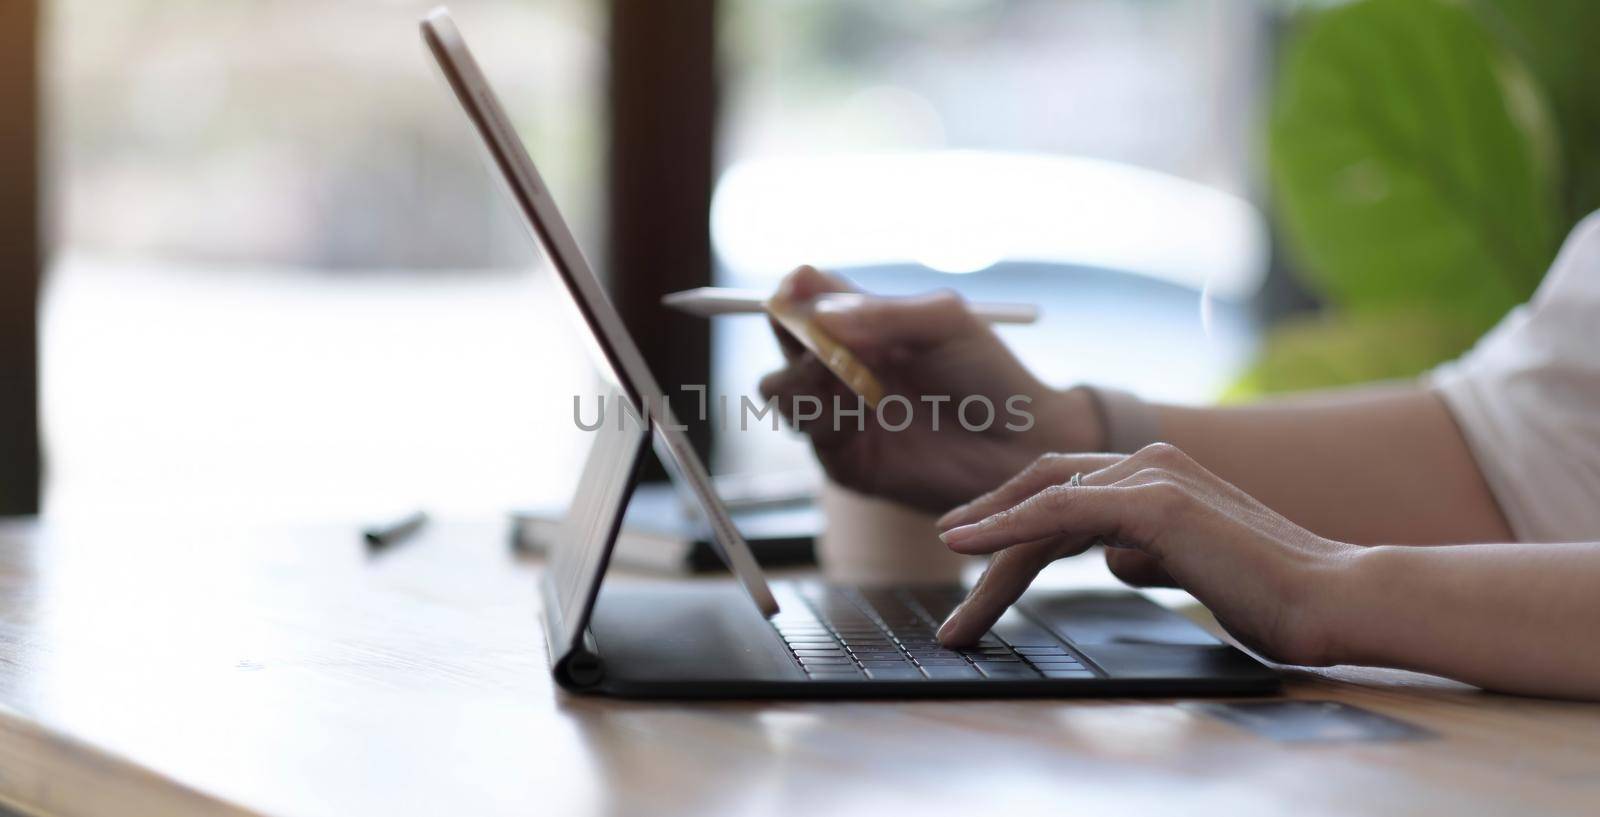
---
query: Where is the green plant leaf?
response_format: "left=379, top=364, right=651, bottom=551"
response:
left=1269, top=0, right=1560, bottom=333
left=1468, top=0, right=1600, bottom=226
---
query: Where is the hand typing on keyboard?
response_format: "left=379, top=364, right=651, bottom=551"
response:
left=933, top=443, right=1359, bottom=668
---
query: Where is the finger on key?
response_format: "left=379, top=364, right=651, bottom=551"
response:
left=936, top=542, right=1055, bottom=648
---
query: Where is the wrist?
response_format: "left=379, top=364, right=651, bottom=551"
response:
left=1036, top=385, right=1105, bottom=453
left=1301, top=543, right=1392, bottom=667
left=1076, top=385, right=1161, bottom=454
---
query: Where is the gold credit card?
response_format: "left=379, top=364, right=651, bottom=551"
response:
left=764, top=296, right=887, bottom=409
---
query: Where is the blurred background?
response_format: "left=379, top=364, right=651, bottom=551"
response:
left=2, top=0, right=1596, bottom=522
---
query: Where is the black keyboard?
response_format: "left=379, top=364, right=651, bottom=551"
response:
left=770, top=584, right=1098, bottom=682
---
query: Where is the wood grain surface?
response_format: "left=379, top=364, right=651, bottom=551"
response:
left=0, top=516, right=1595, bottom=817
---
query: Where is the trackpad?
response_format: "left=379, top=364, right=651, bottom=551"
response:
left=1021, top=589, right=1221, bottom=645
left=1021, top=589, right=1273, bottom=681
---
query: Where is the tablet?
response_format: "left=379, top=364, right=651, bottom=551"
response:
left=422, top=8, right=779, bottom=616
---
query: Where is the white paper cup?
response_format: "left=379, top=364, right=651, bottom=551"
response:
left=816, top=481, right=972, bottom=585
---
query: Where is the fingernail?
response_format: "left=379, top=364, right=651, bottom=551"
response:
left=938, top=616, right=976, bottom=648
left=936, top=604, right=964, bottom=644
left=938, top=522, right=982, bottom=547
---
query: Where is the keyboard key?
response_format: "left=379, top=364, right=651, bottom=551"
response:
left=798, top=656, right=853, bottom=666
left=864, top=667, right=925, bottom=680
left=857, top=657, right=913, bottom=667
left=920, top=665, right=982, bottom=680
left=793, top=648, right=846, bottom=657
left=1026, top=658, right=1082, bottom=668
left=847, top=646, right=903, bottom=656
left=1014, top=646, right=1068, bottom=656
left=971, top=658, right=1031, bottom=668
left=902, top=652, right=960, bottom=665
left=1039, top=668, right=1097, bottom=679
left=990, top=611, right=1061, bottom=647
left=784, top=637, right=840, bottom=646
left=912, top=658, right=971, bottom=667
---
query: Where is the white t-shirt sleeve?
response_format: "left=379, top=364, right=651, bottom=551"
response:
left=1430, top=211, right=1600, bottom=543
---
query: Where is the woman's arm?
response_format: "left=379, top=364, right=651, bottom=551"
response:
left=1338, top=542, right=1600, bottom=699
left=1144, top=385, right=1513, bottom=545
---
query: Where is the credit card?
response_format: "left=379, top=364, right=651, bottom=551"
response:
left=764, top=295, right=887, bottom=409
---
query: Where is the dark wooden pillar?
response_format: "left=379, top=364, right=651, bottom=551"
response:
left=606, top=0, right=718, bottom=471
left=0, top=1, right=41, bottom=515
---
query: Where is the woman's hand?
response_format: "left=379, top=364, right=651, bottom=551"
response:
left=758, top=266, right=1102, bottom=512
left=933, top=443, right=1362, bottom=665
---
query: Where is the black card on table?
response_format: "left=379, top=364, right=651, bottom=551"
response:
left=1188, top=700, right=1437, bottom=743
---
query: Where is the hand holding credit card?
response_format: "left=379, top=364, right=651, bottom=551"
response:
left=662, top=286, right=1040, bottom=408
left=764, top=293, right=890, bottom=408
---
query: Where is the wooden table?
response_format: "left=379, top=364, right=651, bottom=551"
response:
left=0, top=516, right=1595, bottom=817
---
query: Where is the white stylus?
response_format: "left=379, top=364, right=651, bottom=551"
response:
left=661, top=287, right=1040, bottom=324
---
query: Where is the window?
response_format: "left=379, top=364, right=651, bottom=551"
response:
left=711, top=0, right=1271, bottom=474
left=43, top=1, right=606, bottom=520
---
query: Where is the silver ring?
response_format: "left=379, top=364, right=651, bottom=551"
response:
left=1068, top=471, right=1114, bottom=548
